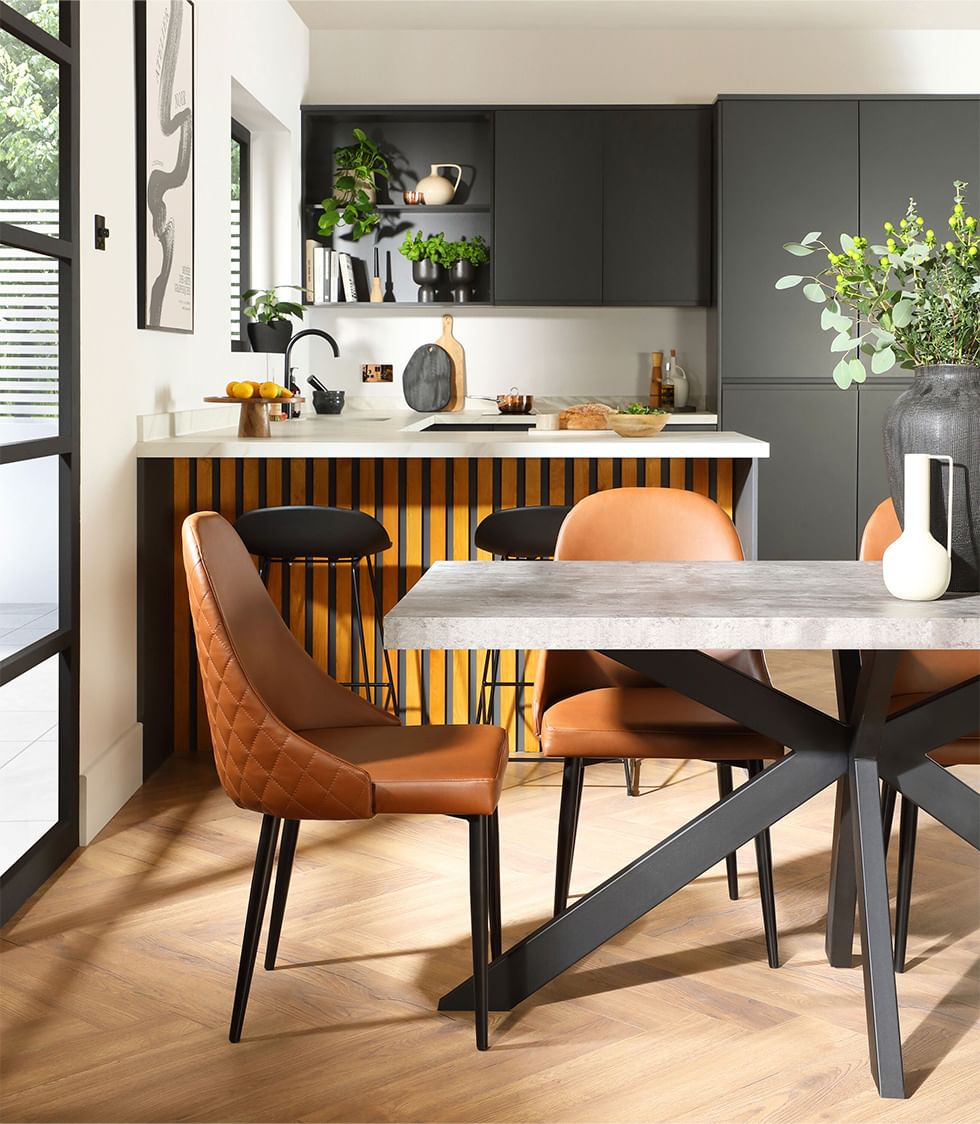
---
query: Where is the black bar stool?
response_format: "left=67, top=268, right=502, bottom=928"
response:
left=234, top=505, right=398, bottom=713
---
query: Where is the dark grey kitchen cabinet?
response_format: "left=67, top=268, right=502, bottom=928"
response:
left=857, top=382, right=906, bottom=543
left=718, top=99, right=859, bottom=381
left=859, top=100, right=980, bottom=244
left=494, top=110, right=604, bottom=304
left=724, top=383, right=858, bottom=560
left=602, top=108, right=712, bottom=305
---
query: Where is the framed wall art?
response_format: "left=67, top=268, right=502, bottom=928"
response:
left=135, top=0, right=195, bottom=333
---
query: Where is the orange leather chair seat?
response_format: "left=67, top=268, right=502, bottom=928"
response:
left=539, top=687, right=785, bottom=761
left=302, top=723, right=507, bottom=816
left=889, top=693, right=979, bottom=767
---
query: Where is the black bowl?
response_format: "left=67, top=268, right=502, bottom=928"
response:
left=312, top=389, right=345, bottom=415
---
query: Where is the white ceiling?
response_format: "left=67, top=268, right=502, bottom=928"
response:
left=289, top=0, right=980, bottom=32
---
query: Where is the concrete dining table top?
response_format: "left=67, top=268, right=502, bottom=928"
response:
left=384, top=560, right=980, bottom=652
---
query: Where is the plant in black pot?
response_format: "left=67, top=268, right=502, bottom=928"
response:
left=318, top=127, right=389, bottom=242
left=399, top=231, right=452, bottom=302
left=241, top=285, right=307, bottom=353
left=444, top=235, right=490, bottom=303
left=777, top=180, right=980, bottom=591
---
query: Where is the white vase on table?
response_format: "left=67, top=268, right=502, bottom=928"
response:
left=882, top=453, right=953, bottom=601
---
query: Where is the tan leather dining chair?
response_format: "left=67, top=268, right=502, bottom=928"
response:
left=861, top=499, right=979, bottom=971
left=532, top=488, right=784, bottom=966
left=183, top=511, right=508, bottom=1049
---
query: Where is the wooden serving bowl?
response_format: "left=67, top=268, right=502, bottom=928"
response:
left=607, top=412, right=669, bottom=438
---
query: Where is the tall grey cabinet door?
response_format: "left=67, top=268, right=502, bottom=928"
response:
left=724, top=384, right=858, bottom=560
left=719, top=100, right=858, bottom=381
left=494, top=111, right=603, bottom=304
left=860, top=100, right=980, bottom=239
left=602, top=108, right=712, bottom=305
left=857, top=383, right=906, bottom=545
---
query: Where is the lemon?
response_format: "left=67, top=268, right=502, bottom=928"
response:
left=279, top=386, right=294, bottom=399
left=231, top=382, right=254, bottom=400
left=225, top=380, right=238, bottom=396
left=259, top=381, right=280, bottom=399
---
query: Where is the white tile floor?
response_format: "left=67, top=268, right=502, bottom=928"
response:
left=0, top=631, right=59, bottom=873
left=0, top=602, right=60, bottom=661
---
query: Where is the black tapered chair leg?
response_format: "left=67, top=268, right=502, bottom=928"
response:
left=893, top=797, right=918, bottom=973
left=264, top=819, right=300, bottom=971
left=716, top=763, right=740, bottom=900
left=476, top=648, right=494, bottom=724
left=349, top=561, right=372, bottom=703
left=553, top=757, right=585, bottom=917
left=366, top=555, right=399, bottom=715
left=747, top=760, right=779, bottom=969
left=230, top=814, right=281, bottom=1043
left=488, top=809, right=502, bottom=960
left=468, top=815, right=490, bottom=1050
left=881, top=780, right=897, bottom=858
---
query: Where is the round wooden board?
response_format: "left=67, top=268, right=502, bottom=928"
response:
left=203, top=396, right=305, bottom=404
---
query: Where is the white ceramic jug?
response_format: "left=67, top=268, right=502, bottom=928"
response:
left=882, top=453, right=953, bottom=601
left=415, top=164, right=463, bottom=205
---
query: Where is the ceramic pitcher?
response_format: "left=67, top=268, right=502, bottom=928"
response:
left=415, top=164, right=462, bottom=205
left=882, top=453, right=953, bottom=601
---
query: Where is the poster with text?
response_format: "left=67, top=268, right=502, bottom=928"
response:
left=136, top=0, right=194, bottom=333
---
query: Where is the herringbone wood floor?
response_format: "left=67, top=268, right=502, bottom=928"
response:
left=1, top=653, right=977, bottom=1123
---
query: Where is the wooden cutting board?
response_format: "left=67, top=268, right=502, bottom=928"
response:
left=403, top=343, right=452, bottom=412
left=434, top=314, right=465, bottom=412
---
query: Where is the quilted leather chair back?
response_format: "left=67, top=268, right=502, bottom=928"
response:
left=861, top=499, right=979, bottom=696
left=182, top=511, right=376, bottom=820
left=533, top=488, right=770, bottom=730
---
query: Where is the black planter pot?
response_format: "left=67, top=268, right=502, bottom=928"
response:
left=883, top=363, right=980, bottom=592
left=247, top=320, right=293, bottom=353
left=449, top=260, right=476, bottom=303
left=412, top=260, right=443, bottom=303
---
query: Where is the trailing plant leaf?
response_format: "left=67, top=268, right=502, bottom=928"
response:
left=783, top=242, right=815, bottom=256
left=831, top=333, right=861, bottom=352
left=848, top=358, right=867, bottom=383
left=240, top=285, right=308, bottom=325
left=892, top=299, right=914, bottom=328
left=775, top=275, right=803, bottom=289
left=803, top=282, right=826, bottom=302
left=832, top=357, right=853, bottom=388
left=871, top=346, right=896, bottom=374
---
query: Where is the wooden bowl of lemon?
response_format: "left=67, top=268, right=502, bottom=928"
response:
left=205, top=381, right=303, bottom=438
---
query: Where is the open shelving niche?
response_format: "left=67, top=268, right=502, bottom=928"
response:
left=302, top=108, right=494, bottom=307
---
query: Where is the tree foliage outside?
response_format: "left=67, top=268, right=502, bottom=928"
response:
left=231, top=137, right=241, bottom=202
left=0, top=0, right=60, bottom=200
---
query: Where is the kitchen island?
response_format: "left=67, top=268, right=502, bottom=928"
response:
left=136, top=407, right=769, bottom=772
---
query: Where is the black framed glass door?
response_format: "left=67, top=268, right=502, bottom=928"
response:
left=0, top=0, right=79, bottom=924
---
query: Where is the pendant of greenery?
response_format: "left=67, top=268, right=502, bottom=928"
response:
left=776, top=181, right=980, bottom=388
left=399, top=231, right=490, bottom=268
left=241, top=285, right=307, bottom=324
left=318, top=128, right=389, bottom=242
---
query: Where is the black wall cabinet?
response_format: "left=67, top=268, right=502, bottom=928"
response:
left=494, top=110, right=604, bottom=305
left=718, top=99, right=859, bottom=382
left=602, top=108, right=712, bottom=305
left=724, top=384, right=858, bottom=561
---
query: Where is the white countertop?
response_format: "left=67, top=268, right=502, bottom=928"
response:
left=134, top=406, right=768, bottom=460
left=385, top=561, right=980, bottom=651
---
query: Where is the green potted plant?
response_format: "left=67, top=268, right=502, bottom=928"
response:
left=399, top=231, right=452, bottom=302
left=241, top=285, right=307, bottom=353
left=444, top=235, right=490, bottom=303
left=776, top=180, right=980, bottom=590
left=318, top=128, right=389, bottom=242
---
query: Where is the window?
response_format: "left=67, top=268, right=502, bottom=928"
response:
left=231, top=118, right=251, bottom=350
left=0, top=0, right=79, bottom=922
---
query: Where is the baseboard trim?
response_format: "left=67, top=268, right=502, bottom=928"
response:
left=80, top=723, right=143, bottom=845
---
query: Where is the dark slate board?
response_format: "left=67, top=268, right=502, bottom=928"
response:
left=403, top=344, right=452, bottom=412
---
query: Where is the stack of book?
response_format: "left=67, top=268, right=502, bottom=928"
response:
left=305, top=240, right=358, bottom=303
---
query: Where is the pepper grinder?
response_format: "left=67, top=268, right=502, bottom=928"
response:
left=649, top=351, right=663, bottom=408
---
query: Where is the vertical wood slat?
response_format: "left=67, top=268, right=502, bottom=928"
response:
left=170, top=456, right=737, bottom=754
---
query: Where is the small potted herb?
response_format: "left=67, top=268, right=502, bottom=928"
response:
left=399, top=231, right=452, bottom=302
left=241, top=285, right=307, bottom=352
left=318, top=128, right=389, bottom=242
left=444, top=235, right=490, bottom=303
left=608, top=402, right=669, bottom=438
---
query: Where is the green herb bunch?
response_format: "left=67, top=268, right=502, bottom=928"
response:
left=318, top=128, right=389, bottom=242
left=622, top=403, right=666, bottom=415
left=446, top=235, right=490, bottom=267
left=398, top=231, right=452, bottom=267
left=776, top=181, right=980, bottom=388
left=241, top=285, right=307, bottom=325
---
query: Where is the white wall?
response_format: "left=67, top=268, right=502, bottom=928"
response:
left=78, top=0, right=308, bottom=841
left=304, top=26, right=980, bottom=404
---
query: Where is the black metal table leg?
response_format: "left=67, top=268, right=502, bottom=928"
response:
left=826, top=649, right=861, bottom=968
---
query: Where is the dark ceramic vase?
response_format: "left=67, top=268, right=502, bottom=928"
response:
left=883, top=364, right=980, bottom=592
left=412, top=260, right=443, bottom=303
left=246, top=320, right=293, bottom=354
left=450, top=260, right=475, bottom=303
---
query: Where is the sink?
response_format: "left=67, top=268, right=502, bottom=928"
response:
left=414, top=417, right=535, bottom=433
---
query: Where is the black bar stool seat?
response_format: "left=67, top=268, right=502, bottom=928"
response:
left=234, top=505, right=397, bottom=713
left=474, top=505, right=572, bottom=560
left=235, top=505, right=391, bottom=562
